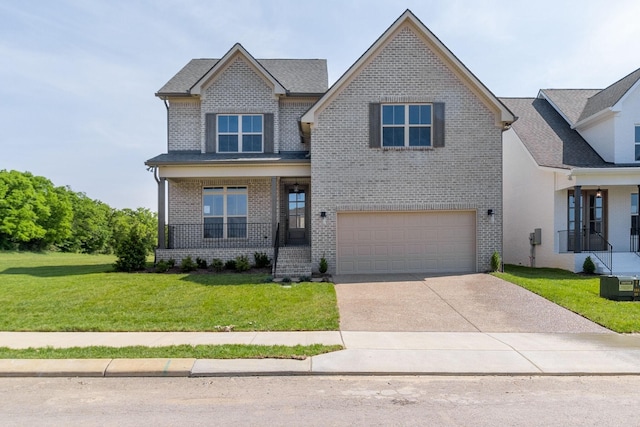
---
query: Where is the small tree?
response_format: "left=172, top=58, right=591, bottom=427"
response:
left=113, top=228, right=147, bottom=272
left=583, top=256, right=596, bottom=274
left=319, top=256, right=328, bottom=274
left=490, top=251, right=501, bottom=272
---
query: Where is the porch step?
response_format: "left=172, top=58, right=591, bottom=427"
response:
left=273, top=246, right=312, bottom=279
left=594, top=252, right=640, bottom=276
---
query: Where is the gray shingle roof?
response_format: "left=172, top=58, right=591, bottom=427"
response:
left=145, top=151, right=310, bottom=166
left=539, top=89, right=600, bottom=126
left=500, top=97, right=607, bottom=169
left=578, top=67, right=640, bottom=122
left=157, top=58, right=328, bottom=96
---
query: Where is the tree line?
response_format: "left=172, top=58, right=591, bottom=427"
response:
left=0, top=169, right=156, bottom=254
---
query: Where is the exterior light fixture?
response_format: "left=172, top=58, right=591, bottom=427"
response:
left=320, top=211, right=327, bottom=225
left=488, top=209, right=495, bottom=224
left=596, top=187, right=602, bottom=198
left=293, top=182, right=299, bottom=193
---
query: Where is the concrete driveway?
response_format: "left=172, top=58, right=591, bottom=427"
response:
left=333, top=273, right=611, bottom=333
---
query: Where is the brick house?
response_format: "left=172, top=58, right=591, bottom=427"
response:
left=146, top=10, right=515, bottom=277
left=502, top=68, right=640, bottom=274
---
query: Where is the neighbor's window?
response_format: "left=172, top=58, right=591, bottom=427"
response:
left=382, top=104, right=432, bottom=147
left=635, top=125, right=640, bottom=161
left=217, top=115, right=263, bottom=153
left=203, top=187, right=247, bottom=238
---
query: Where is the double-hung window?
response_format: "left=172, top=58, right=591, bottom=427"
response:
left=635, top=125, right=640, bottom=161
left=382, top=104, right=432, bottom=147
left=217, top=115, right=263, bottom=153
left=203, top=187, right=247, bottom=238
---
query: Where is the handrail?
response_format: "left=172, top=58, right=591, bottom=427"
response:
left=630, top=228, right=640, bottom=257
left=591, top=232, right=613, bottom=275
left=273, top=223, right=280, bottom=277
left=167, top=223, right=271, bottom=249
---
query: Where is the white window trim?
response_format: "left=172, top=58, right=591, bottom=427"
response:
left=203, top=186, right=248, bottom=239
left=217, top=114, right=264, bottom=153
left=635, top=125, right=640, bottom=161
left=381, top=104, right=433, bottom=148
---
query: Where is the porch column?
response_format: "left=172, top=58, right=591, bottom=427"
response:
left=157, top=177, right=166, bottom=249
left=574, top=185, right=582, bottom=253
left=271, top=176, right=277, bottom=245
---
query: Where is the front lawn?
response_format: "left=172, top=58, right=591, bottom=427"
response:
left=495, top=265, right=640, bottom=333
left=0, top=252, right=339, bottom=332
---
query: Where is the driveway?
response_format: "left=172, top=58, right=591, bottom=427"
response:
left=333, top=273, right=611, bottom=333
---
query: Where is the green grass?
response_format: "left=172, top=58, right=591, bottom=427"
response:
left=0, top=344, right=344, bottom=359
left=0, top=251, right=339, bottom=332
left=495, top=265, right=640, bottom=333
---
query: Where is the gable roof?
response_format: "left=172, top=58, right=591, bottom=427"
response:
left=156, top=46, right=328, bottom=97
left=577, top=67, right=640, bottom=123
left=301, top=9, right=515, bottom=128
left=538, top=89, right=600, bottom=127
left=501, top=97, right=607, bottom=169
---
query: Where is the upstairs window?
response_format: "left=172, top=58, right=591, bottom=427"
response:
left=382, top=104, right=432, bottom=147
left=217, top=115, right=263, bottom=153
left=635, top=125, right=640, bottom=161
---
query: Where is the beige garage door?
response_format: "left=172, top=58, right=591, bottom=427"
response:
left=337, top=211, right=476, bottom=274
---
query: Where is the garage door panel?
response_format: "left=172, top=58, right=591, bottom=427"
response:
left=337, top=211, right=476, bottom=274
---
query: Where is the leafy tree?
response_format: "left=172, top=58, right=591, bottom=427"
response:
left=113, top=227, right=148, bottom=272
left=109, top=207, right=157, bottom=255
left=61, top=191, right=113, bottom=254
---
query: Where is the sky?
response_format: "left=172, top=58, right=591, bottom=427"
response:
left=2, top=0, right=640, bottom=210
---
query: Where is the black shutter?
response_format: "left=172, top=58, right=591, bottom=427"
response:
left=205, top=113, right=217, bottom=153
left=369, top=103, right=381, bottom=148
left=433, top=102, right=445, bottom=147
left=263, top=113, right=274, bottom=153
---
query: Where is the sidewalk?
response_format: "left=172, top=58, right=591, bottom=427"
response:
left=2, top=331, right=640, bottom=377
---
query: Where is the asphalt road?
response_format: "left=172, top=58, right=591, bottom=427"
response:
left=2, top=376, right=639, bottom=426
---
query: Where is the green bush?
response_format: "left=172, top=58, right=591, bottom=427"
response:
left=167, top=258, right=176, bottom=268
left=113, top=228, right=148, bottom=272
left=224, top=259, right=236, bottom=270
left=211, top=258, right=224, bottom=272
left=195, top=257, right=207, bottom=269
left=490, top=251, right=501, bottom=272
left=319, top=256, right=328, bottom=274
left=155, top=260, right=170, bottom=273
left=254, top=252, right=271, bottom=268
left=299, top=275, right=311, bottom=282
left=583, top=256, right=596, bottom=274
left=180, top=256, right=197, bottom=273
left=235, top=254, right=251, bottom=272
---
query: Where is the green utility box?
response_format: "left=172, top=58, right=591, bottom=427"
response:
left=599, top=276, right=640, bottom=301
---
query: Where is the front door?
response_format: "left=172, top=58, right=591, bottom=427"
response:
left=287, top=188, right=307, bottom=245
left=568, top=189, right=607, bottom=251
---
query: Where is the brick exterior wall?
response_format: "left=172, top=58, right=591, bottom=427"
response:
left=310, top=25, right=503, bottom=273
left=279, top=98, right=315, bottom=152
left=167, top=99, right=201, bottom=151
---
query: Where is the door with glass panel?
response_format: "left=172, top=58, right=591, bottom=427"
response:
left=568, top=189, right=606, bottom=251
left=287, top=188, right=307, bottom=245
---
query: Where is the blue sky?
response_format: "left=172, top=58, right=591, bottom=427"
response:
left=1, top=0, right=639, bottom=210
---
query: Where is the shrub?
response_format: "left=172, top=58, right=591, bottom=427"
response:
left=235, top=254, right=251, bottom=272
left=113, top=228, right=147, bottom=272
left=155, top=260, right=170, bottom=273
left=299, top=275, right=311, bottom=282
left=211, top=258, right=224, bottom=272
left=490, top=251, right=501, bottom=272
left=167, top=258, right=176, bottom=268
left=281, top=276, right=292, bottom=283
left=195, top=257, right=207, bottom=269
left=262, top=275, right=274, bottom=283
left=224, top=259, right=236, bottom=270
left=583, top=256, right=596, bottom=274
left=319, top=256, right=328, bottom=274
left=254, top=252, right=271, bottom=268
left=180, top=256, right=197, bottom=272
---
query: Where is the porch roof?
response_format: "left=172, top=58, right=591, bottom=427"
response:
left=145, top=151, right=310, bottom=167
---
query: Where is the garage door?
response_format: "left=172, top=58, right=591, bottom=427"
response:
left=337, top=211, right=476, bottom=274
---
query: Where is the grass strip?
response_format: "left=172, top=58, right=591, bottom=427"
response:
left=0, top=344, right=344, bottom=360
left=494, top=265, right=640, bottom=333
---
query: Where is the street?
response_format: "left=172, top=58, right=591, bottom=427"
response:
left=1, top=375, right=638, bottom=426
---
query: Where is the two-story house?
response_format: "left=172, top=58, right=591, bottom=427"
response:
left=146, top=10, right=515, bottom=277
left=502, top=68, right=640, bottom=274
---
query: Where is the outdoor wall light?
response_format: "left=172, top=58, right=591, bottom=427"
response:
left=488, top=209, right=495, bottom=224
left=293, top=182, right=299, bottom=193
left=487, top=209, right=494, bottom=216
left=596, top=187, right=602, bottom=198
left=320, top=211, right=327, bottom=225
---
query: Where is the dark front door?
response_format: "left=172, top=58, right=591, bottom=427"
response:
left=568, top=189, right=607, bottom=251
left=287, top=189, right=307, bottom=245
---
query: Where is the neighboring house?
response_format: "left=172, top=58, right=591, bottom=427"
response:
left=502, top=68, right=640, bottom=274
left=146, top=10, right=515, bottom=277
